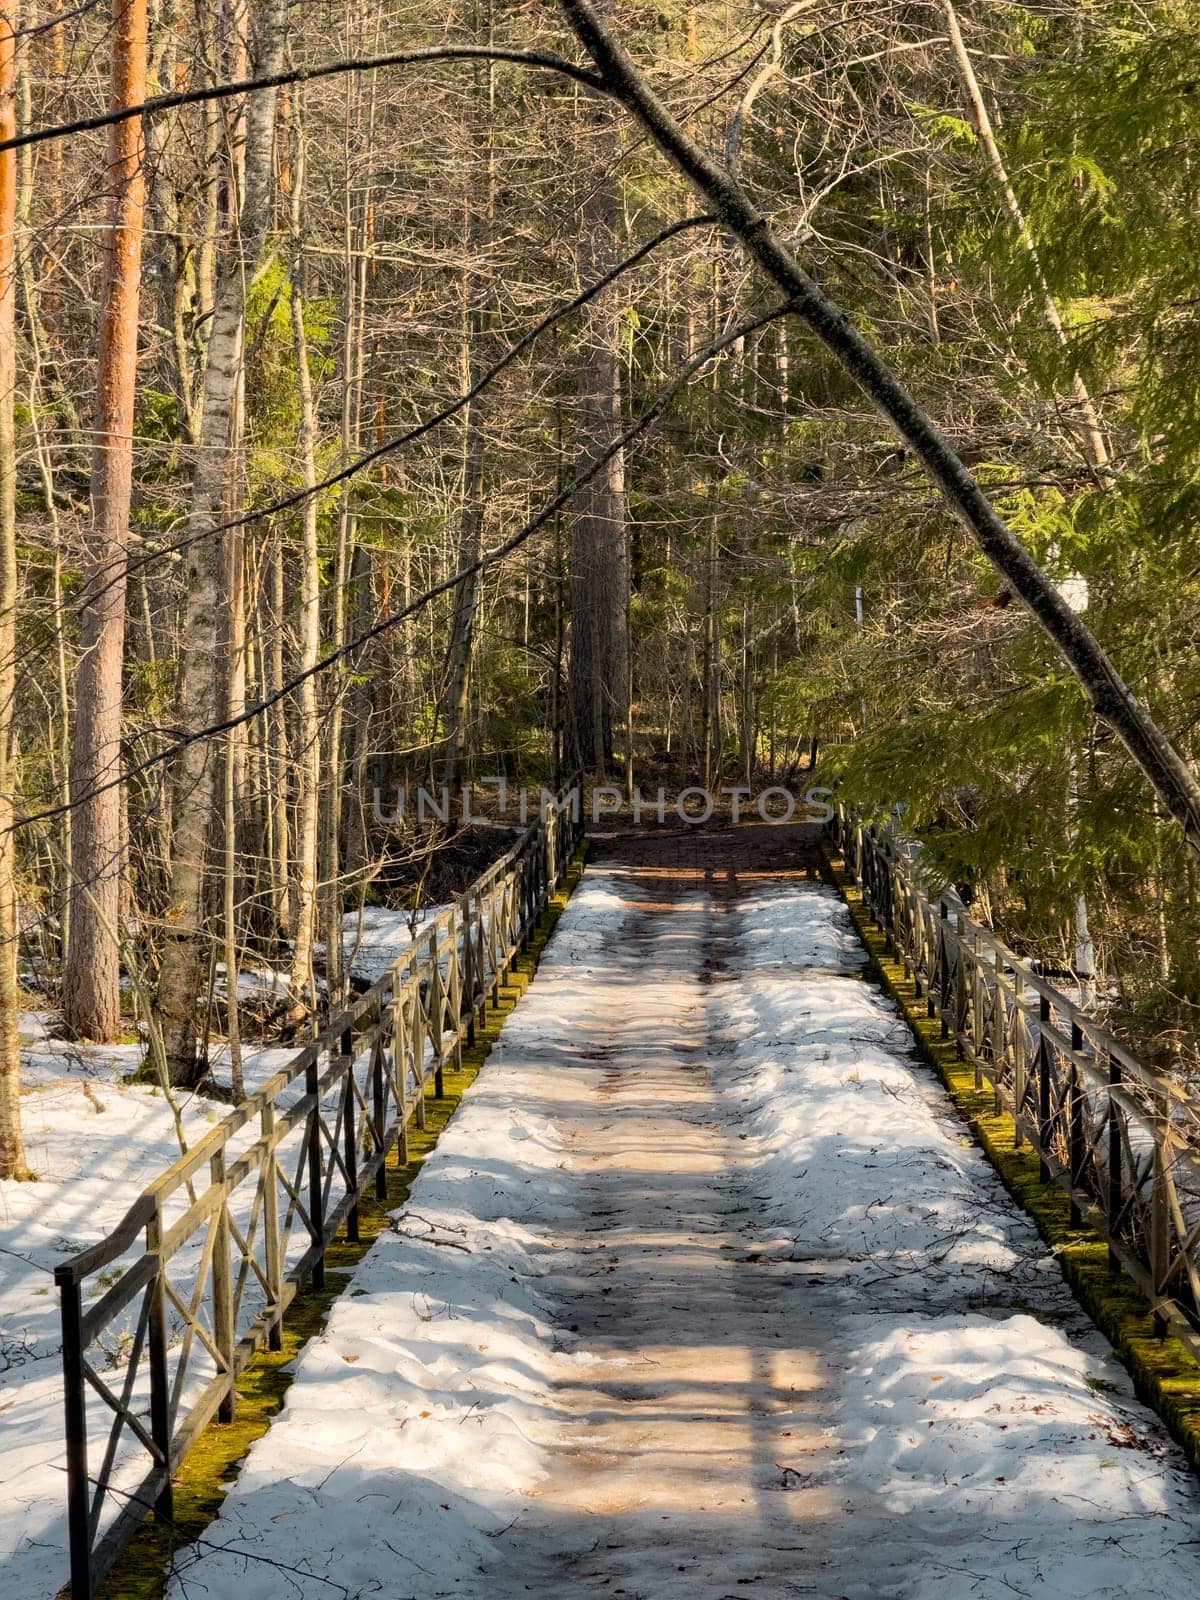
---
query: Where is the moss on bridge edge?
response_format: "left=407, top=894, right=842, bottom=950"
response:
left=823, top=845, right=1200, bottom=1474
left=88, top=843, right=589, bottom=1600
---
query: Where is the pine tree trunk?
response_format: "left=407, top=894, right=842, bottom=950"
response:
left=62, top=0, right=148, bottom=1042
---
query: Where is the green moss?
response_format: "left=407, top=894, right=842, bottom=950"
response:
left=91, top=846, right=588, bottom=1600
left=822, top=846, right=1200, bottom=1474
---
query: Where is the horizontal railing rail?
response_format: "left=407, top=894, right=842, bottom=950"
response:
left=829, top=805, right=1200, bottom=1360
left=55, top=777, right=583, bottom=1598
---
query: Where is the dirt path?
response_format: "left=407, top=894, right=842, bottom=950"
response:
left=506, top=838, right=840, bottom=1596
left=481, top=827, right=1199, bottom=1600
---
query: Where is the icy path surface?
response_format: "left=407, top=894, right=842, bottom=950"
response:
left=165, top=835, right=1200, bottom=1600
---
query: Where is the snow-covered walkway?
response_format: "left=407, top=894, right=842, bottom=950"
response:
left=164, top=831, right=1200, bottom=1600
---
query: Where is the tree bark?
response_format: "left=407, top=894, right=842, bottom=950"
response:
left=569, top=96, right=629, bottom=778
left=558, top=0, right=1200, bottom=854
left=442, top=327, right=487, bottom=790
left=62, top=0, right=149, bottom=1042
left=154, top=0, right=287, bottom=1083
left=442, top=24, right=494, bottom=792
left=0, top=0, right=29, bottom=1179
left=287, top=117, right=321, bottom=1002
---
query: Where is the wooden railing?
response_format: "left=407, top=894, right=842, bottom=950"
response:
left=55, top=779, right=583, bottom=1598
left=830, top=806, right=1200, bottom=1359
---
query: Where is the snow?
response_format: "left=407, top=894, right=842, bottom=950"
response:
left=0, top=898, right=459, bottom=1600
left=338, top=904, right=451, bottom=986
left=161, top=971, right=590, bottom=1600
left=0, top=1058, right=218, bottom=1600
left=6, top=869, right=1200, bottom=1600
left=719, top=884, right=1200, bottom=1597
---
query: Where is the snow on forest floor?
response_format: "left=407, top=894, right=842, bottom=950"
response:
left=149, top=856, right=1200, bottom=1600
left=0, top=904, right=445, bottom=1600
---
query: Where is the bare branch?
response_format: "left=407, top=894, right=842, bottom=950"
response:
left=10, top=304, right=790, bottom=834
left=0, top=44, right=608, bottom=153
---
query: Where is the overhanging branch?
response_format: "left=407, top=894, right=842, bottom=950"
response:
left=557, top=0, right=1200, bottom=855
left=0, top=45, right=607, bottom=153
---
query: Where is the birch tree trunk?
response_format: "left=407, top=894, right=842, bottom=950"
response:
left=62, top=0, right=148, bottom=1042
left=154, top=0, right=287, bottom=1083
left=0, top=1, right=29, bottom=1179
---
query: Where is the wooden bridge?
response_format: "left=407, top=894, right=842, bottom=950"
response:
left=52, top=799, right=1200, bottom=1598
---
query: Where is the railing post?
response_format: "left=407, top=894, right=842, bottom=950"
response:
left=990, top=947, right=1004, bottom=1113
left=145, top=1204, right=175, bottom=1519
left=925, top=906, right=936, bottom=1018
left=1107, top=1051, right=1122, bottom=1275
left=395, top=986, right=411, bottom=1166
left=953, top=913, right=967, bottom=1057
left=427, top=926, right=445, bottom=1100
left=261, top=1100, right=284, bottom=1349
left=1069, top=1018, right=1084, bottom=1227
left=1038, top=993, right=1052, bottom=1184
left=938, top=902, right=950, bottom=1038
left=1151, top=1087, right=1170, bottom=1336
left=56, top=1265, right=92, bottom=1600
left=1012, top=970, right=1026, bottom=1146
left=970, top=931, right=983, bottom=1087
left=412, top=979, right=427, bottom=1131
left=461, top=896, right=476, bottom=1047
left=341, top=1024, right=359, bottom=1243
left=306, top=1057, right=325, bottom=1291
left=372, top=1015, right=388, bottom=1202
left=210, top=1149, right=236, bottom=1424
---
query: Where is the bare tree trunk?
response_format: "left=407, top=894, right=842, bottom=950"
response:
left=268, top=532, right=290, bottom=939
left=321, top=48, right=376, bottom=999
left=220, top=363, right=247, bottom=1098
left=559, top=0, right=1200, bottom=854
left=569, top=96, right=629, bottom=778
left=154, top=0, right=287, bottom=1083
left=442, top=26, right=494, bottom=792
left=62, top=0, right=148, bottom=1042
left=287, top=115, right=321, bottom=1003
left=0, top=0, right=29, bottom=1179
left=15, top=24, right=71, bottom=967
left=699, top=506, right=717, bottom=788
left=442, top=335, right=486, bottom=790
